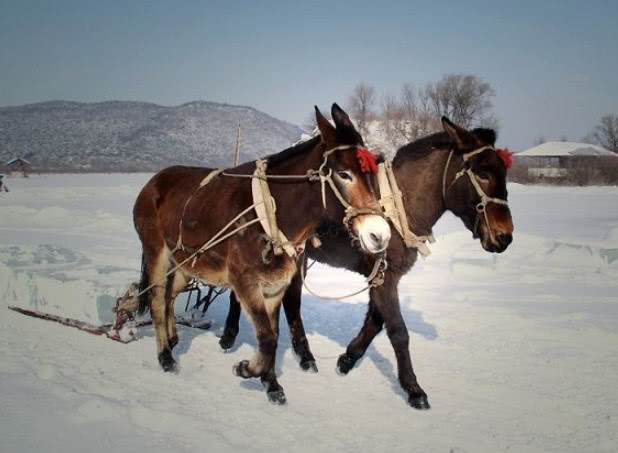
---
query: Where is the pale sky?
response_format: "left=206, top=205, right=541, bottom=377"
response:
left=1, top=0, right=617, bottom=150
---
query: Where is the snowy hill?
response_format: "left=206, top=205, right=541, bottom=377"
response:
left=0, top=101, right=303, bottom=171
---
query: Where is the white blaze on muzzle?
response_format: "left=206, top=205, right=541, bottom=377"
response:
left=318, top=144, right=388, bottom=254
left=354, top=214, right=391, bottom=254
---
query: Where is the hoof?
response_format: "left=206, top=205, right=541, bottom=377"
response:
left=336, top=353, right=355, bottom=375
left=158, top=350, right=177, bottom=373
left=232, top=360, right=252, bottom=378
left=300, top=359, right=318, bottom=373
left=267, top=389, right=287, bottom=405
left=168, top=335, right=179, bottom=350
left=219, top=333, right=236, bottom=351
left=408, top=393, right=431, bottom=410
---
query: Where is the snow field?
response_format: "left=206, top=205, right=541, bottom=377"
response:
left=1, top=175, right=617, bottom=452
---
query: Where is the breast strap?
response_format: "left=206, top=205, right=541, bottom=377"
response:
left=377, top=161, right=434, bottom=257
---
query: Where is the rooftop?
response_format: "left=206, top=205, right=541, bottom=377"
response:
left=516, top=141, right=616, bottom=157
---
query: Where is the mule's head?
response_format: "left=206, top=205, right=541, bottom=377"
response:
left=314, top=103, right=391, bottom=254
left=441, top=117, right=513, bottom=253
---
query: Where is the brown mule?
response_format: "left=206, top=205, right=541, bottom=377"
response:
left=133, top=104, right=390, bottom=404
left=221, top=117, right=514, bottom=408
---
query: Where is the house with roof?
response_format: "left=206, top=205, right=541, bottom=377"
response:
left=515, top=142, right=617, bottom=178
left=5, top=157, right=31, bottom=177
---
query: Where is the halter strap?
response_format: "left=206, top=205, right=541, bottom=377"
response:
left=442, top=145, right=509, bottom=244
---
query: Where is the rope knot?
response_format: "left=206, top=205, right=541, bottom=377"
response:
left=306, top=169, right=321, bottom=182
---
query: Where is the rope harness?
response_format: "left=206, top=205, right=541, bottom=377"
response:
left=136, top=144, right=385, bottom=300
left=377, top=161, right=434, bottom=257
left=442, top=145, right=509, bottom=244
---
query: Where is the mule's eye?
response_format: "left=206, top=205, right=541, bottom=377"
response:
left=476, top=171, right=491, bottom=181
left=336, top=170, right=353, bottom=182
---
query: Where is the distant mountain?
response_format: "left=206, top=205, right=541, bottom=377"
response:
left=0, top=100, right=303, bottom=171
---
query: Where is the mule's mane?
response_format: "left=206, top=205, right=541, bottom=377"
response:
left=392, top=128, right=497, bottom=167
left=265, top=136, right=321, bottom=168
left=392, top=131, right=451, bottom=167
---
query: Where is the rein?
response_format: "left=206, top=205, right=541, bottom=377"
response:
left=299, top=251, right=387, bottom=300
left=441, top=145, right=509, bottom=243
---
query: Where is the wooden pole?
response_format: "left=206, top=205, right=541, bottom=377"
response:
left=234, top=123, right=241, bottom=166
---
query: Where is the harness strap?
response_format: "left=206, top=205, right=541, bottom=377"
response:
left=252, top=159, right=297, bottom=257
left=378, top=161, right=433, bottom=256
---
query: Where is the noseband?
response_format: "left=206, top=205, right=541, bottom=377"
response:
left=315, top=145, right=384, bottom=236
left=442, top=145, right=509, bottom=243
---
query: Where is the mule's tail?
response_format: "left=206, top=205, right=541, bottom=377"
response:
left=137, top=253, right=150, bottom=315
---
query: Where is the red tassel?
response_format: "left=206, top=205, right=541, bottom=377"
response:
left=357, top=148, right=378, bottom=174
left=497, top=148, right=513, bottom=169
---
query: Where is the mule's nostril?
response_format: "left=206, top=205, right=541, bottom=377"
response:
left=497, top=233, right=512, bottom=247
left=370, top=232, right=381, bottom=243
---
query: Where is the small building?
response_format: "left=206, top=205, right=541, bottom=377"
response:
left=5, top=157, right=31, bottom=177
left=515, top=142, right=617, bottom=178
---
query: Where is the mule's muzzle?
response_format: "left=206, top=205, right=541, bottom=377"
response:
left=482, top=231, right=512, bottom=253
left=497, top=233, right=512, bottom=249
left=355, top=215, right=391, bottom=254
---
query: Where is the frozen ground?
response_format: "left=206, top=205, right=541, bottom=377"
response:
left=1, top=174, right=617, bottom=452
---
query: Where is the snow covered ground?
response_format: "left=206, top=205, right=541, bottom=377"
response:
left=1, top=174, right=617, bottom=452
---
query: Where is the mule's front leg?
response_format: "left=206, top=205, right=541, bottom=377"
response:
left=231, top=284, right=286, bottom=405
left=219, top=291, right=241, bottom=350
left=282, top=270, right=318, bottom=372
left=336, top=300, right=384, bottom=374
left=340, top=273, right=430, bottom=409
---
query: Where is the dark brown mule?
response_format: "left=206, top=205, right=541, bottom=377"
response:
left=133, top=104, right=391, bottom=404
left=220, top=117, right=514, bottom=408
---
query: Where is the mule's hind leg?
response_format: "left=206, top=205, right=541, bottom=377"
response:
left=231, top=283, right=286, bottom=404
left=145, top=248, right=176, bottom=372
left=165, top=270, right=188, bottom=350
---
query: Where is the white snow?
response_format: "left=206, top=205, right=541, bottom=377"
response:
left=1, top=174, right=617, bottom=452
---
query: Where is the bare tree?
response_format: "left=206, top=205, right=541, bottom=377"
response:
left=423, top=74, right=496, bottom=129
left=381, top=83, right=440, bottom=144
left=381, top=92, right=400, bottom=137
left=588, top=114, right=618, bottom=153
left=347, top=82, right=376, bottom=135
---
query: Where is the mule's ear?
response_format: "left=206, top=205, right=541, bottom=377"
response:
left=315, top=105, right=336, bottom=145
left=441, top=116, right=478, bottom=151
left=331, top=103, right=355, bottom=131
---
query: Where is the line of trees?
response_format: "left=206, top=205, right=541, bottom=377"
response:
left=345, top=74, right=498, bottom=143
left=303, top=73, right=498, bottom=150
